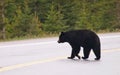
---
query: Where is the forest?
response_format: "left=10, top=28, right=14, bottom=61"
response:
left=0, top=0, right=120, bottom=40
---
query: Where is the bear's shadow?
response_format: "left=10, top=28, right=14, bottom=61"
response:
left=59, top=58, right=101, bottom=64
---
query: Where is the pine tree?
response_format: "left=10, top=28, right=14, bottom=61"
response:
left=43, top=1, right=66, bottom=33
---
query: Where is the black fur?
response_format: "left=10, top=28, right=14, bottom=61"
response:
left=58, top=30, right=101, bottom=60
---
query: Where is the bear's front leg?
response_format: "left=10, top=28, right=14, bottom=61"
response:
left=68, top=49, right=76, bottom=59
left=76, top=55, right=80, bottom=59
left=68, top=54, right=80, bottom=59
left=67, top=57, right=74, bottom=59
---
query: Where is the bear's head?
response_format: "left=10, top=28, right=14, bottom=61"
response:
left=58, top=32, right=68, bottom=43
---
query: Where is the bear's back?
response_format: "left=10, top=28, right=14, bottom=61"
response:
left=66, top=29, right=97, bottom=38
left=65, top=30, right=99, bottom=45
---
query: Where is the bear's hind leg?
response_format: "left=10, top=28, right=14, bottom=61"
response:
left=82, top=48, right=91, bottom=60
left=93, top=47, right=101, bottom=60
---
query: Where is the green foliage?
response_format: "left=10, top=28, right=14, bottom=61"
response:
left=5, top=0, right=41, bottom=38
left=76, top=0, right=116, bottom=31
left=0, top=0, right=119, bottom=40
left=43, top=1, right=67, bottom=33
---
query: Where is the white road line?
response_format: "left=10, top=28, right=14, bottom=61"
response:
left=100, top=35, right=120, bottom=39
left=0, top=35, right=120, bottom=48
left=0, top=41, right=56, bottom=48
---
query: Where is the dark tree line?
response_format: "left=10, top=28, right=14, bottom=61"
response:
left=0, top=0, right=119, bottom=40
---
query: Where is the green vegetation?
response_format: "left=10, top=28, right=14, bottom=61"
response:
left=0, top=0, right=120, bottom=40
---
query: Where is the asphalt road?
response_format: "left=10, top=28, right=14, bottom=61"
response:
left=0, top=32, right=120, bottom=75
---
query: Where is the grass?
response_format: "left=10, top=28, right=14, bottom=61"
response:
left=0, top=32, right=59, bottom=42
left=0, top=29, right=120, bottom=42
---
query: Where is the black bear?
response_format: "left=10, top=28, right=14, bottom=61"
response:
left=58, top=30, right=101, bottom=60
